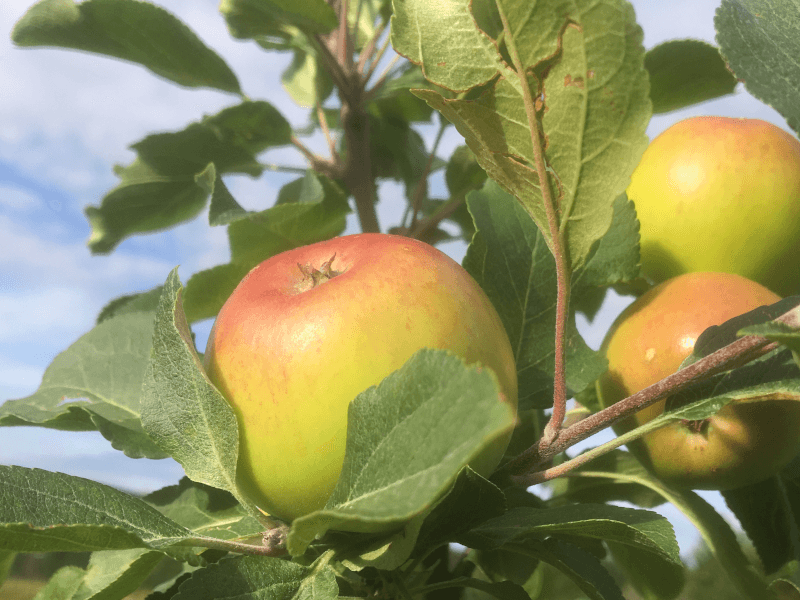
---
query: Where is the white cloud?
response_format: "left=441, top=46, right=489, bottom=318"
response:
left=0, top=183, right=40, bottom=211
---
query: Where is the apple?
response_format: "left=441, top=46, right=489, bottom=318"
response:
left=597, top=272, right=800, bottom=490
left=203, top=233, right=518, bottom=521
left=627, top=116, right=800, bottom=297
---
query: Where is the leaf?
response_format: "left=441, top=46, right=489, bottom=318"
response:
left=144, top=478, right=263, bottom=542
left=12, top=0, right=241, bottom=94
left=96, top=286, right=163, bottom=324
left=444, top=577, right=533, bottom=600
left=286, top=349, right=516, bottom=556
left=140, top=269, right=243, bottom=504
left=460, top=504, right=680, bottom=567
left=51, top=548, right=164, bottom=600
left=86, top=100, right=292, bottom=253
left=555, top=449, right=772, bottom=598
left=339, top=514, right=427, bottom=572
left=198, top=165, right=249, bottom=227
left=172, top=554, right=338, bottom=600
left=369, top=63, right=436, bottom=123
left=0, top=465, right=190, bottom=552
left=0, top=551, right=15, bottom=587
left=605, top=540, right=685, bottom=599
left=391, top=0, right=504, bottom=92
left=276, top=171, right=326, bottom=205
left=446, top=145, right=488, bottom=200
left=738, top=297, right=800, bottom=361
left=0, top=312, right=165, bottom=460
left=414, top=467, right=506, bottom=555
left=219, top=0, right=337, bottom=39
left=716, top=0, right=800, bottom=134
left=645, top=39, right=737, bottom=114
left=549, top=449, right=666, bottom=509
left=721, top=474, right=800, bottom=575
left=182, top=175, right=349, bottom=323
left=410, top=0, right=651, bottom=270
left=572, top=194, right=640, bottom=292
left=525, top=537, right=625, bottom=600
left=462, top=180, right=607, bottom=409
left=664, top=349, right=800, bottom=421
left=570, top=193, right=640, bottom=320
left=281, top=35, right=334, bottom=107
left=30, top=566, right=85, bottom=600
left=689, top=296, right=800, bottom=364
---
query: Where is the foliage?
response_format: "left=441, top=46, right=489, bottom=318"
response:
left=3, top=0, right=800, bottom=599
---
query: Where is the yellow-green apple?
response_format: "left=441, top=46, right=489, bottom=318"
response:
left=203, top=233, right=518, bottom=521
left=597, top=271, right=800, bottom=490
left=627, top=116, right=800, bottom=297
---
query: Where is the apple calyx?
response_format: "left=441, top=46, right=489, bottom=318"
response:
left=682, top=418, right=710, bottom=435
left=295, top=254, right=343, bottom=292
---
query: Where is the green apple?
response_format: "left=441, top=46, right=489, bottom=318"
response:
left=203, top=233, right=518, bottom=521
left=628, top=116, right=800, bottom=297
left=597, top=272, right=800, bottom=490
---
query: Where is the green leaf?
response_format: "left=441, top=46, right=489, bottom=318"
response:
left=281, top=36, right=335, bottom=107
left=201, top=168, right=249, bottom=227
left=664, top=349, right=800, bottom=422
left=645, top=39, right=737, bottom=114
left=414, top=468, right=506, bottom=555
left=140, top=269, right=244, bottom=504
left=721, top=474, right=800, bottom=575
left=0, top=465, right=190, bottom=552
left=219, top=0, right=337, bottom=39
left=368, top=114, right=433, bottom=198
left=549, top=450, right=666, bottom=509
left=555, top=450, right=772, bottom=598
left=0, top=551, right=15, bottom=588
left=605, top=540, right=685, bottom=599
left=446, top=145, right=488, bottom=199
left=0, top=312, right=165, bottom=460
left=529, top=538, right=625, bottom=600
left=463, top=180, right=607, bottom=408
left=572, top=194, right=640, bottom=293
left=287, top=349, right=516, bottom=556
left=172, top=554, right=338, bottom=600
left=48, top=548, right=164, bottom=600
left=97, top=286, right=163, bottom=324
left=716, top=0, right=800, bottom=134
left=276, top=171, right=326, bottom=205
left=182, top=175, right=349, bottom=322
left=31, top=566, right=85, bottom=600
left=369, top=63, right=436, bottom=123
left=144, top=478, right=263, bottom=542
left=570, top=193, right=640, bottom=319
left=12, top=0, right=241, bottom=94
left=85, top=158, right=209, bottom=255
left=436, top=577, right=533, bottom=600
left=86, top=101, right=292, bottom=253
left=411, top=0, right=651, bottom=270
left=460, top=504, right=680, bottom=567
left=391, top=0, right=504, bottom=91
left=738, top=298, right=800, bottom=360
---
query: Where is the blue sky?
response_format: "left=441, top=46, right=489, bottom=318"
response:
left=0, top=0, right=793, bottom=558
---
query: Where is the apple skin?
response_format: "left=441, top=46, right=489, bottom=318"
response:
left=203, top=233, right=518, bottom=522
left=597, top=272, right=800, bottom=490
left=627, top=116, right=800, bottom=297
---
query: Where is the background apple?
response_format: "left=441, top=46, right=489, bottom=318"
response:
left=597, top=271, right=800, bottom=490
left=203, top=233, right=518, bottom=522
left=627, top=116, right=800, bottom=297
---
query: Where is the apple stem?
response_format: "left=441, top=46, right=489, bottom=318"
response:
left=495, top=2, right=572, bottom=445
left=500, top=299, right=800, bottom=485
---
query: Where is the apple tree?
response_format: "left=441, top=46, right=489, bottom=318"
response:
left=2, top=0, right=800, bottom=599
